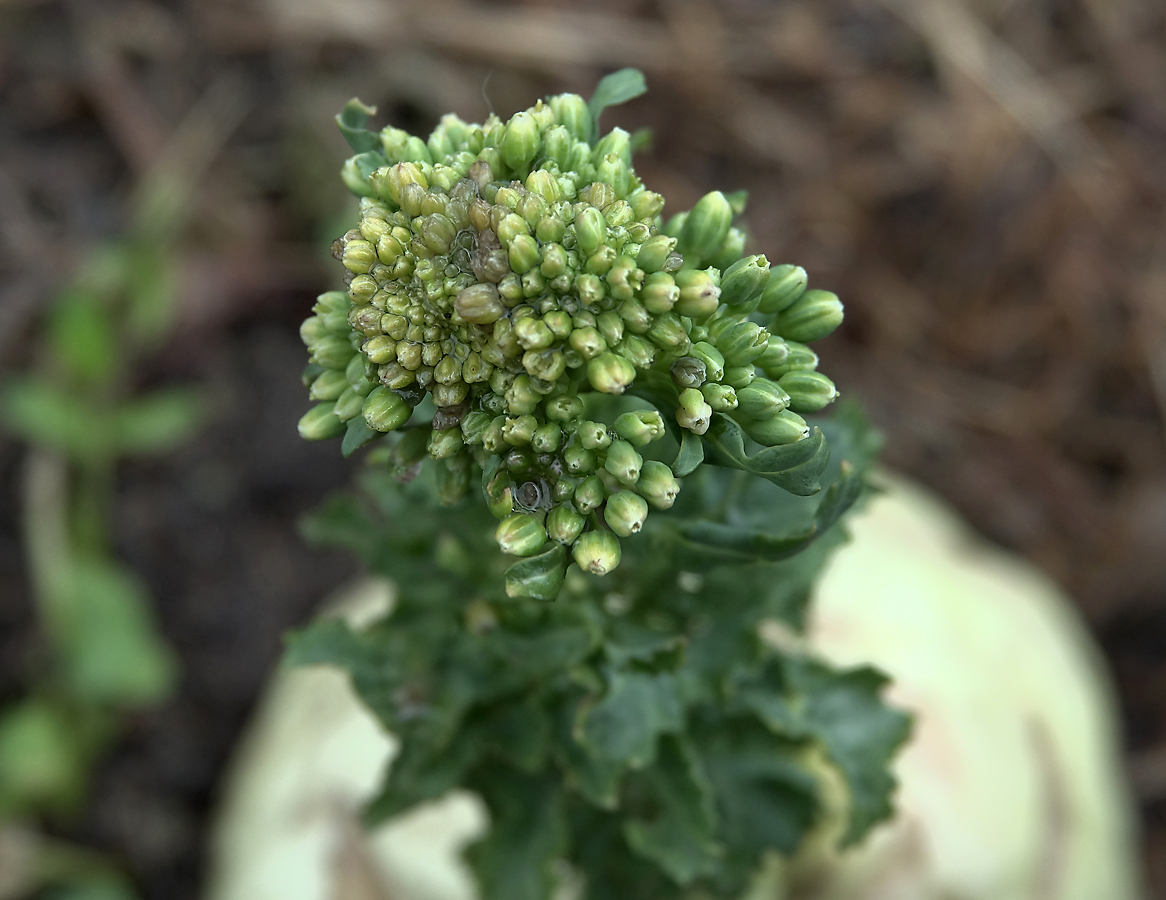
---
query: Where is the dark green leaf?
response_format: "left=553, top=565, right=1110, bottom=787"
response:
left=588, top=69, right=647, bottom=142
left=578, top=671, right=683, bottom=767
left=466, top=772, right=567, bottom=900
left=479, top=697, right=552, bottom=772
left=702, top=417, right=829, bottom=496
left=672, top=429, right=704, bottom=477
left=114, top=388, right=203, bottom=456
left=365, top=732, right=481, bottom=825
left=336, top=98, right=381, bottom=153
left=605, top=621, right=686, bottom=672
left=341, top=417, right=382, bottom=457
left=622, top=737, right=722, bottom=885
left=504, top=543, right=567, bottom=601
left=554, top=700, right=623, bottom=810
left=671, top=458, right=864, bottom=571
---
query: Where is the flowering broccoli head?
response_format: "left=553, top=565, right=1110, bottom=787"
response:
left=299, top=76, right=844, bottom=597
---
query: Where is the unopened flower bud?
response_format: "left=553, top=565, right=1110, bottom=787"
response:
left=778, top=370, right=838, bottom=413
left=575, top=207, right=607, bottom=255
left=635, top=234, right=677, bottom=274
left=757, top=264, right=808, bottom=315
left=637, top=460, right=680, bottom=510
left=311, top=335, right=356, bottom=370
left=735, top=379, right=791, bottom=421
left=616, top=334, right=656, bottom=369
left=436, top=455, right=470, bottom=505
left=647, top=313, right=689, bottom=351
left=708, top=227, right=747, bottom=271
left=506, top=374, right=541, bottom=415
left=309, top=369, right=349, bottom=401
left=546, top=395, right=584, bottom=423
left=641, top=272, right=680, bottom=313
left=771, top=289, right=844, bottom=344
left=333, top=387, right=366, bottom=421
left=677, top=388, right=713, bottom=435
left=298, top=403, right=345, bottom=440
left=670, top=356, right=706, bottom=388
left=363, top=386, right=411, bottom=432
left=547, top=505, right=585, bottom=545
left=742, top=409, right=810, bottom=446
left=761, top=340, right=818, bottom=378
left=549, top=93, right=591, bottom=143
left=429, top=427, right=464, bottom=459
left=614, top=410, right=665, bottom=446
left=495, top=513, right=547, bottom=557
left=574, top=475, right=605, bottom=513
left=674, top=269, right=721, bottom=319
left=563, top=442, right=597, bottom=476
left=569, top=326, right=607, bottom=360
left=716, top=321, right=770, bottom=366
left=500, top=111, right=541, bottom=175
left=509, top=234, right=541, bottom=274
left=604, top=490, right=648, bottom=536
left=722, top=366, right=756, bottom=390
left=689, top=342, right=725, bottom=383
left=578, top=420, right=612, bottom=451
left=604, top=439, right=643, bottom=486
left=587, top=352, right=636, bottom=395
left=573, top=530, right=621, bottom=576
left=720, top=255, right=770, bottom=308
left=701, top=383, right=738, bottom=412
left=531, top=422, right=562, bottom=453
left=678, top=191, right=733, bottom=266
left=461, top=410, right=492, bottom=444
left=455, top=283, right=505, bottom=324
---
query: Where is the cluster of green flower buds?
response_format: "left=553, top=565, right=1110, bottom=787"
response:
left=299, top=91, right=844, bottom=592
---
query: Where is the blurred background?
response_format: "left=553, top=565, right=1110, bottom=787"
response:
left=0, top=0, right=1163, bottom=896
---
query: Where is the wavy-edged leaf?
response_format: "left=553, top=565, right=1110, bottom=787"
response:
left=588, top=69, right=647, bottom=143
left=702, top=416, right=829, bottom=496
left=671, top=459, right=863, bottom=571
left=504, top=543, right=567, bottom=600
left=467, top=772, right=567, bottom=900
left=336, top=98, right=380, bottom=153
left=365, top=731, right=481, bottom=825
left=578, top=671, right=683, bottom=767
left=623, top=736, right=722, bottom=886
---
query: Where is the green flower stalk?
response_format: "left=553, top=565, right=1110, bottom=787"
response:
left=299, top=77, right=846, bottom=596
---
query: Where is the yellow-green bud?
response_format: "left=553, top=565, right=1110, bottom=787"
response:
left=546, top=395, right=584, bottom=423
left=578, top=420, right=612, bottom=451
left=636, top=234, right=677, bottom=274
left=342, top=239, right=376, bottom=274
left=674, top=269, right=721, bottom=319
left=647, top=313, right=689, bottom=350
left=523, top=348, right=566, bottom=382
left=573, top=530, right=621, bottom=576
left=541, top=125, right=572, bottom=170
left=455, top=284, right=505, bottom=324
left=614, top=410, right=665, bottom=446
left=689, top=342, right=725, bottom=383
left=597, top=311, right=624, bottom=346
left=563, top=442, right=597, bottom=476
left=587, top=352, right=636, bottom=395
left=575, top=273, right=605, bottom=306
left=575, top=207, right=607, bottom=255
left=309, top=368, right=349, bottom=401
left=677, top=191, right=733, bottom=266
left=547, top=505, right=585, bottom=545
left=486, top=472, right=514, bottom=518
left=701, top=383, right=738, bottom=412
left=515, top=317, right=555, bottom=350
left=500, top=111, right=541, bottom=175
left=506, top=374, right=541, bottom=415
left=742, top=408, right=809, bottom=446
left=569, top=326, right=607, bottom=360
left=531, top=422, right=562, bottom=453
left=574, top=475, right=605, bottom=513
left=778, top=370, right=838, bottom=413
left=722, top=365, right=756, bottom=390
left=716, top=322, right=769, bottom=367
left=461, top=410, right=492, bottom=444
left=615, top=334, right=657, bottom=370
left=708, top=226, right=747, bottom=271
left=429, top=427, right=464, bottom=459
left=617, top=296, right=652, bottom=333
left=677, top=388, right=713, bottom=435
left=604, top=439, right=643, bottom=486
left=771, top=289, right=844, bottom=344
left=604, top=490, right=648, bottom=537
left=333, top=387, right=366, bottom=422
left=754, top=337, right=789, bottom=375
left=757, top=264, right=808, bottom=315
left=311, top=335, right=356, bottom=370
left=641, top=272, right=680, bottom=314
left=509, top=234, right=541, bottom=274
left=637, top=460, right=680, bottom=510
left=720, top=255, right=771, bottom=308
left=549, top=93, right=591, bottom=143
left=495, top=513, right=547, bottom=557
left=298, top=403, right=345, bottom=440
left=503, top=415, right=538, bottom=445
left=363, top=386, right=410, bottom=433
left=761, top=340, right=818, bottom=378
